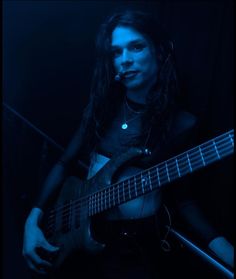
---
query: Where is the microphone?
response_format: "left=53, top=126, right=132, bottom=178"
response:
left=114, top=72, right=124, bottom=81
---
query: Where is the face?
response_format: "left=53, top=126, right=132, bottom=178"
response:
left=111, top=26, right=158, bottom=92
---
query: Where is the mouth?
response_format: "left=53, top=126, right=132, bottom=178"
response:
left=123, top=70, right=139, bottom=79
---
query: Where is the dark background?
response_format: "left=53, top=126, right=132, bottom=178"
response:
left=2, top=1, right=234, bottom=278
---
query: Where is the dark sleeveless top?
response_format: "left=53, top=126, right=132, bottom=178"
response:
left=35, top=99, right=219, bottom=245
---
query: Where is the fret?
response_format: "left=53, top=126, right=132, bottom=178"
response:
left=100, top=191, right=102, bottom=212
left=108, top=187, right=111, bottom=208
left=167, top=159, right=180, bottom=181
left=175, top=158, right=181, bottom=177
left=188, top=148, right=205, bottom=170
left=99, top=192, right=102, bottom=212
left=165, top=162, right=170, bottom=182
left=134, top=177, right=138, bottom=197
left=148, top=170, right=153, bottom=190
left=117, top=184, right=120, bottom=204
left=213, top=140, right=220, bottom=159
left=156, top=167, right=160, bottom=187
left=158, top=163, right=169, bottom=185
left=141, top=173, right=145, bottom=194
left=214, top=135, right=231, bottom=151
left=186, top=152, right=193, bottom=172
left=128, top=179, right=131, bottom=199
left=199, top=146, right=206, bottom=166
left=100, top=192, right=103, bottom=212
left=93, top=193, right=97, bottom=214
left=113, top=186, right=115, bottom=206
left=92, top=194, right=95, bottom=215
left=229, top=133, right=234, bottom=146
left=177, top=153, right=189, bottom=175
left=214, top=140, right=226, bottom=157
left=122, top=181, right=126, bottom=202
left=104, top=189, right=107, bottom=210
left=97, top=192, right=100, bottom=213
left=102, top=191, right=105, bottom=211
left=204, top=142, right=224, bottom=164
left=95, top=193, right=98, bottom=213
left=85, top=130, right=233, bottom=217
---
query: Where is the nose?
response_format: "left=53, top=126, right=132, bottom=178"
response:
left=121, top=49, right=133, bottom=67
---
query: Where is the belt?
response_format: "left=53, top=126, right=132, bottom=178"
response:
left=91, top=215, right=160, bottom=244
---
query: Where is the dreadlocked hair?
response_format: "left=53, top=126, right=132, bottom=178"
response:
left=80, top=10, right=180, bottom=154
left=144, top=41, right=179, bottom=147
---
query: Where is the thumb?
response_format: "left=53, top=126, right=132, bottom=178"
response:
left=41, top=240, right=60, bottom=253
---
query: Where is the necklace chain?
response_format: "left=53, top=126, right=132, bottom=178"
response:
left=125, top=97, right=145, bottom=114
left=121, top=98, right=145, bottom=130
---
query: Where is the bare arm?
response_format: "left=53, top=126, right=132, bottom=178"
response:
left=22, top=163, right=68, bottom=275
left=22, top=113, right=90, bottom=274
left=208, top=236, right=234, bottom=268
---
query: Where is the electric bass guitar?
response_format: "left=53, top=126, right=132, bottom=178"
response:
left=42, top=129, right=234, bottom=268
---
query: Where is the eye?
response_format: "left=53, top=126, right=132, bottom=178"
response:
left=131, top=43, right=146, bottom=52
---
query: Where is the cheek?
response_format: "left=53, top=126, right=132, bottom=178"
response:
left=141, top=57, right=156, bottom=74
left=138, top=51, right=154, bottom=66
left=146, top=52, right=157, bottom=70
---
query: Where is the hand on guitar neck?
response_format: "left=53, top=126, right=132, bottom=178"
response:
left=23, top=207, right=60, bottom=275
left=22, top=131, right=234, bottom=275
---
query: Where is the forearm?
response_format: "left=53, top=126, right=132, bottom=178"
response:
left=208, top=236, right=234, bottom=268
left=178, top=202, right=234, bottom=268
left=35, top=162, right=67, bottom=210
left=177, top=200, right=219, bottom=245
left=25, top=207, right=44, bottom=227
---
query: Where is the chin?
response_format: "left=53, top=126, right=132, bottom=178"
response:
left=123, top=80, right=143, bottom=90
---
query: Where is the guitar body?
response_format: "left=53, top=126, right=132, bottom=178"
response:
left=45, top=176, right=100, bottom=268
left=44, top=147, right=150, bottom=268
left=41, top=130, right=234, bottom=269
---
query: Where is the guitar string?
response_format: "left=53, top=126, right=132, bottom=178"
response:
left=46, top=143, right=233, bottom=233
left=46, top=131, right=234, bottom=219
left=45, top=133, right=234, bottom=228
left=45, top=136, right=233, bottom=233
left=46, top=135, right=233, bottom=231
left=46, top=143, right=233, bottom=235
left=46, top=145, right=233, bottom=235
left=47, top=131, right=233, bottom=220
left=47, top=144, right=232, bottom=225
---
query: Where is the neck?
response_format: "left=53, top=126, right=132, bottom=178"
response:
left=126, top=79, right=157, bottom=105
left=126, top=90, right=147, bottom=104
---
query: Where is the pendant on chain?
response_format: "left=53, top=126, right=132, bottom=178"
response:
left=121, top=123, right=128, bottom=129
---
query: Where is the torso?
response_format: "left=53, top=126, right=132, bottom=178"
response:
left=87, top=152, right=162, bottom=220
left=86, top=99, right=196, bottom=221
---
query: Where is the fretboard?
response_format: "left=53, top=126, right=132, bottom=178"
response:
left=88, top=130, right=234, bottom=216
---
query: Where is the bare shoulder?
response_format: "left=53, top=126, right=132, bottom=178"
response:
left=176, top=110, right=197, bottom=129
left=172, top=110, right=198, bottom=137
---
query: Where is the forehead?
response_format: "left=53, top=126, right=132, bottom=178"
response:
left=111, top=26, right=148, bottom=47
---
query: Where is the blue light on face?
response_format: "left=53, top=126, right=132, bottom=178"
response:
left=111, top=26, right=158, bottom=92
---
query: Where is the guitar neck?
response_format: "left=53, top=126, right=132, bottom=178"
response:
left=87, top=130, right=234, bottom=216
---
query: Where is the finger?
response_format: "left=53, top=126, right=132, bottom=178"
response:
left=27, top=257, right=50, bottom=275
left=41, top=241, right=60, bottom=253
left=30, top=252, right=53, bottom=268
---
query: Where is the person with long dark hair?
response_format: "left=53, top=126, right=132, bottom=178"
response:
left=23, top=10, right=233, bottom=278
